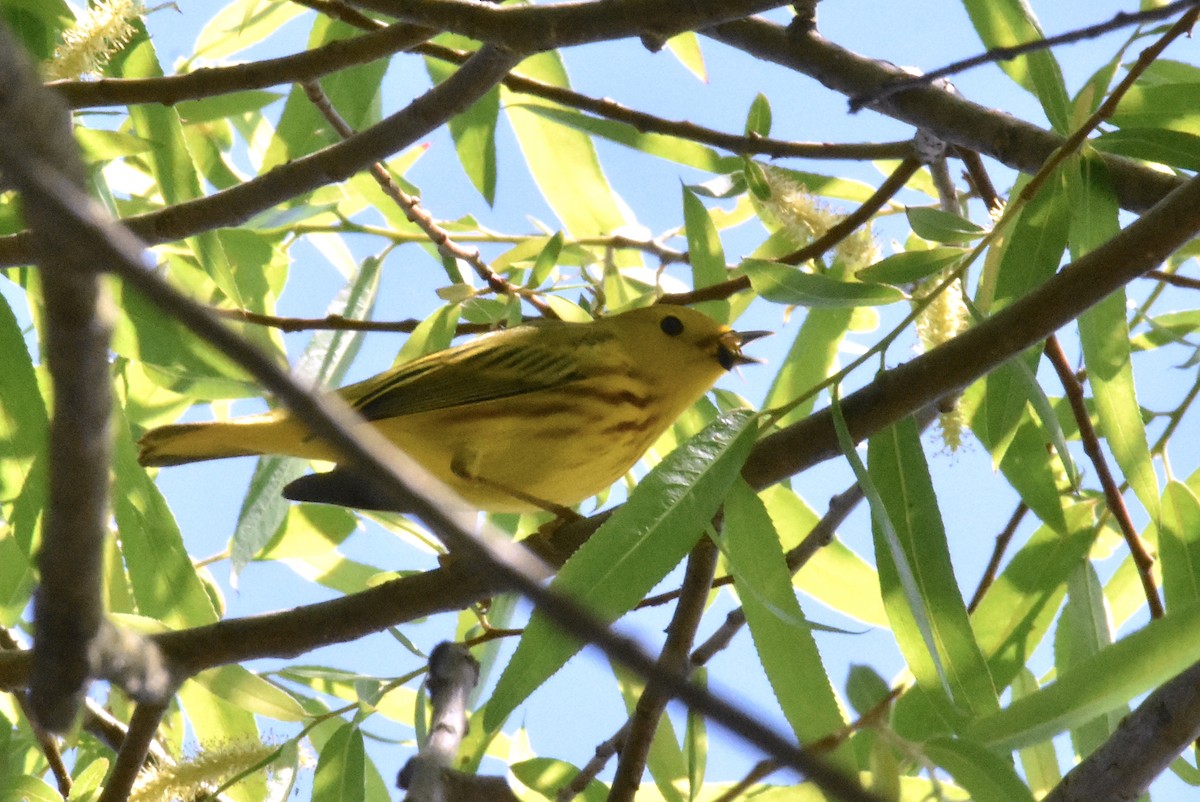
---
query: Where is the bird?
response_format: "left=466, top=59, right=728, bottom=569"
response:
left=137, top=304, right=768, bottom=513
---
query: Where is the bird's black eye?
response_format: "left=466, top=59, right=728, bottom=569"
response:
left=660, top=315, right=684, bottom=336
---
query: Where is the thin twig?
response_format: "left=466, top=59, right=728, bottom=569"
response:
left=967, top=503, right=1028, bottom=613
left=1146, top=269, right=1200, bottom=291
left=850, top=0, right=1200, bottom=111
left=96, top=703, right=170, bottom=802
left=659, top=156, right=922, bottom=306
left=300, top=81, right=557, bottom=318
left=608, top=539, right=719, bottom=801
left=212, top=308, right=496, bottom=335
left=1044, top=335, right=1163, bottom=619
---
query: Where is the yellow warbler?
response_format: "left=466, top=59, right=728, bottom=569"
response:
left=137, top=305, right=767, bottom=513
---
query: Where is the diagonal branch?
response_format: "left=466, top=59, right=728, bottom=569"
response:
left=704, top=18, right=1186, bottom=214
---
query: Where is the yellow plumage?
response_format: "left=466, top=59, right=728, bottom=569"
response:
left=137, top=305, right=766, bottom=513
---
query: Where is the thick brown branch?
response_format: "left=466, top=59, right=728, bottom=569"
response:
left=0, top=45, right=523, bottom=267
left=51, top=22, right=433, bottom=108
left=704, top=18, right=1185, bottom=214
left=349, top=0, right=790, bottom=52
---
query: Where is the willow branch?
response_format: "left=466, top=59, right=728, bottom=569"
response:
left=0, top=45, right=523, bottom=267
left=852, top=0, right=1200, bottom=110
left=704, top=18, right=1185, bottom=214
left=51, top=22, right=433, bottom=108
left=349, top=0, right=790, bottom=51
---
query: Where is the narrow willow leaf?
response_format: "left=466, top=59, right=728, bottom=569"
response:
left=906, top=207, right=986, bottom=244
left=924, top=737, right=1035, bottom=802
left=530, top=231, right=565, bottom=288
left=123, top=40, right=243, bottom=308
left=760, top=306, right=853, bottom=428
left=665, top=31, right=706, bottom=81
left=192, top=665, right=308, bottom=722
left=502, top=52, right=638, bottom=255
left=682, top=186, right=729, bottom=320
left=971, top=503, right=1096, bottom=686
left=968, top=603, right=1200, bottom=750
left=745, top=259, right=905, bottom=307
left=113, top=407, right=219, bottom=628
left=865, top=416, right=999, bottom=722
left=959, top=0, right=1070, bottom=132
left=1094, top=128, right=1200, bottom=172
left=483, top=410, right=759, bottom=731
left=1072, top=155, right=1159, bottom=520
left=684, top=668, right=707, bottom=801
left=976, top=177, right=1069, bottom=466
left=1160, top=481, right=1200, bottom=612
left=962, top=380, right=1070, bottom=535
left=1109, top=82, right=1200, bottom=135
left=1012, top=670, right=1061, bottom=795
left=428, top=56, right=499, bottom=204
left=192, top=0, right=306, bottom=62
left=1054, top=561, right=1120, bottom=759
left=856, top=247, right=967, bottom=285
left=520, top=104, right=735, bottom=174
left=511, top=759, right=608, bottom=802
left=723, top=481, right=852, bottom=770
left=312, top=722, right=366, bottom=802
left=231, top=256, right=381, bottom=581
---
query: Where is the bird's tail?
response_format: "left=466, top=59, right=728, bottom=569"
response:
left=137, top=415, right=299, bottom=467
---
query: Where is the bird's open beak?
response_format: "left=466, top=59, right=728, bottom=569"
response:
left=718, top=328, right=772, bottom=369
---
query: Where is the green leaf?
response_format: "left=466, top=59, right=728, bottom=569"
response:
left=723, top=481, right=852, bottom=770
left=1161, top=481, right=1200, bottom=612
left=1094, top=128, right=1200, bottom=171
left=428, top=53, right=499, bottom=204
left=665, top=31, right=706, bottom=81
left=959, top=0, right=1070, bottom=132
left=176, top=90, right=283, bottom=124
left=1012, top=670, right=1061, bottom=795
left=520, top=103, right=736, bottom=175
left=611, top=663, right=688, bottom=802
left=1055, top=561, right=1120, bottom=759
left=856, top=247, right=967, bottom=285
left=969, top=603, right=1200, bottom=750
left=530, top=231, right=565, bottom=288
left=313, top=722, right=366, bottom=802
left=0, top=776, right=62, bottom=802
left=682, top=186, right=729, bottom=320
left=230, top=255, right=381, bottom=581
left=1109, top=83, right=1200, bottom=135
left=744, top=259, right=905, bottom=307
left=122, top=39, right=243, bottom=307
left=963, top=380, right=1070, bottom=534
left=744, top=93, right=772, bottom=137
left=191, top=0, right=307, bottom=63
left=1071, top=155, right=1158, bottom=521
left=970, top=504, right=1096, bottom=686
left=192, top=665, right=308, bottom=722
left=483, top=410, right=760, bottom=731
left=113, top=407, right=219, bottom=628
left=73, top=128, right=155, bottom=164
left=758, top=485, right=887, bottom=627
left=760, top=306, right=853, bottom=427
left=263, top=16, right=388, bottom=169
left=906, top=208, right=986, bottom=244
left=503, top=52, right=638, bottom=249
left=511, top=759, right=608, bottom=802
left=865, top=416, right=998, bottom=722
left=924, top=737, right=1035, bottom=802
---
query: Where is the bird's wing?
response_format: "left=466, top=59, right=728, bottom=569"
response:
left=341, top=332, right=587, bottom=422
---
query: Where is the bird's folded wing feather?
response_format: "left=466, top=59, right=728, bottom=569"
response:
left=342, top=335, right=586, bottom=421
